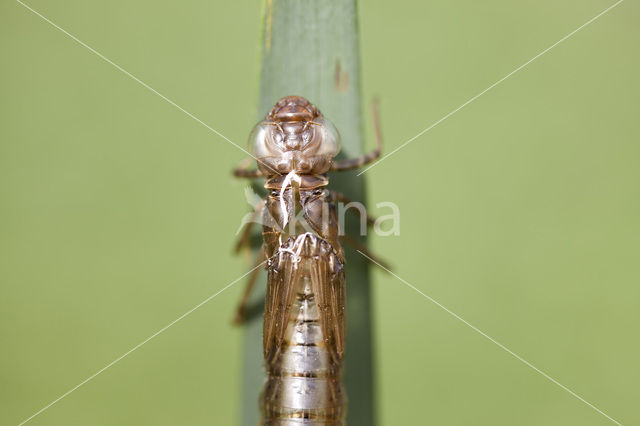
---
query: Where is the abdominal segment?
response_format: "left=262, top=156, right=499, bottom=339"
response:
left=261, top=234, right=346, bottom=425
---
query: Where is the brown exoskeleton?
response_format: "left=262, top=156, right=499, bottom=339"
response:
left=233, top=96, right=383, bottom=424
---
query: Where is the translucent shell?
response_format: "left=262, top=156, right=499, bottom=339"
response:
left=248, top=123, right=273, bottom=159
left=249, top=116, right=341, bottom=176
left=250, top=118, right=341, bottom=158
left=312, top=118, right=341, bottom=157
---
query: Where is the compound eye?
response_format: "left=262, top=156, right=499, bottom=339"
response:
left=312, top=117, right=341, bottom=158
left=249, top=122, right=282, bottom=159
left=248, top=122, right=268, bottom=158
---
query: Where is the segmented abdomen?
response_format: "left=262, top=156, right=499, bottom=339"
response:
left=261, top=234, right=346, bottom=425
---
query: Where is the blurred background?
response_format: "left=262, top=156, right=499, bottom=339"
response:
left=1, top=0, right=638, bottom=425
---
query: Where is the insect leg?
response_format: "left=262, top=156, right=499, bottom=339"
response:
left=328, top=190, right=392, bottom=270
left=232, top=157, right=264, bottom=178
left=329, top=190, right=376, bottom=228
left=233, top=199, right=265, bottom=254
left=330, top=99, right=383, bottom=171
left=232, top=245, right=266, bottom=325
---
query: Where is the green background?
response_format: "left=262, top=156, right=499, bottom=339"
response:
left=1, top=0, right=638, bottom=425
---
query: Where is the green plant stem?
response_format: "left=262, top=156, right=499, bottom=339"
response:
left=242, top=1, right=375, bottom=424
